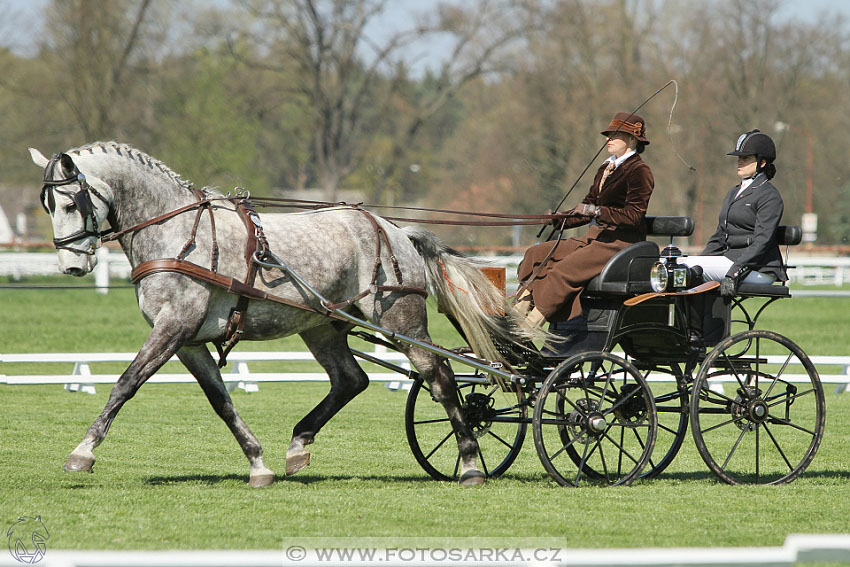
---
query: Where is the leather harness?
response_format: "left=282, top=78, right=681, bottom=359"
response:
left=125, top=194, right=427, bottom=367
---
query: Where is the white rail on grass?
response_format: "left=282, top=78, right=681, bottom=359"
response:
left=2, top=351, right=850, bottom=394
left=0, top=349, right=414, bottom=395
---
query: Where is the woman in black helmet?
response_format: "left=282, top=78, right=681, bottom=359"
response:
left=682, top=129, right=786, bottom=297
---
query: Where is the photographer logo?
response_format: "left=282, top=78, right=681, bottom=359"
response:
left=6, top=516, right=49, bottom=564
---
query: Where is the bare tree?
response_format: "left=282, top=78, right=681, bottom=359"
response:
left=230, top=0, right=526, bottom=202
left=41, top=0, right=160, bottom=140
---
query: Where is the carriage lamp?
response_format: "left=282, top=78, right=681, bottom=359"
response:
left=650, top=248, right=691, bottom=293
left=650, top=261, right=669, bottom=292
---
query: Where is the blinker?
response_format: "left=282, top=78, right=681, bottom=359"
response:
left=39, top=153, right=109, bottom=253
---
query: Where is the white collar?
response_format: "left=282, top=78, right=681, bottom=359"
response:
left=736, top=173, right=766, bottom=197
left=606, top=150, right=636, bottom=169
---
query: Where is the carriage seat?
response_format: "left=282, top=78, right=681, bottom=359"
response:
left=585, top=216, right=695, bottom=295
left=736, top=225, right=801, bottom=298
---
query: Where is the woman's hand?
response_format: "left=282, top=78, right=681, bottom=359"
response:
left=575, top=203, right=600, bottom=217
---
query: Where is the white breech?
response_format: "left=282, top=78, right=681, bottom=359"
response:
left=679, top=255, right=776, bottom=284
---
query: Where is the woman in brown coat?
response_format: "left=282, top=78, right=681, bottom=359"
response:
left=515, top=112, right=655, bottom=326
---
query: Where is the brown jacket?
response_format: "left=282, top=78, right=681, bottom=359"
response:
left=566, top=153, right=654, bottom=236
left=518, top=153, right=654, bottom=321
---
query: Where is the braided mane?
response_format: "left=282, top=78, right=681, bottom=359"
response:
left=68, top=141, right=196, bottom=192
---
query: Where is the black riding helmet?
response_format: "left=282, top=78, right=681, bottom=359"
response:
left=727, top=129, right=776, bottom=161
left=727, top=129, right=777, bottom=178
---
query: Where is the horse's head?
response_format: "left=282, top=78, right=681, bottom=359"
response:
left=30, top=148, right=114, bottom=276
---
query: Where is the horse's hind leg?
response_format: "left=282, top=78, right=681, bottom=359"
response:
left=286, top=325, right=370, bottom=475
left=379, top=295, right=484, bottom=485
left=403, top=346, right=485, bottom=486
left=177, top=345, right=274, bottom=487
left=64, top=321, right=194, bottom=473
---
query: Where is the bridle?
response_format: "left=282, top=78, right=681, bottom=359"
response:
left=40, top=153, right=112, bottom=254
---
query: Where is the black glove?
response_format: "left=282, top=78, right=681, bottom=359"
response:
left=546, top=209, right=565, bottom=226
left=719, top=276, right=737, bottom=297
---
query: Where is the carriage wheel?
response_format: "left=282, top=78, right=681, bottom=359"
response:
left=532, top=352, right=657, bottom=486
left=691, top=330, right=825, bottom=485
left=405, top=377, right=527, bottom=481
left=640, top=366, right=689, bottom=480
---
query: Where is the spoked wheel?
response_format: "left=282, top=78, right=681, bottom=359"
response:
left=405, top=377, right=527, bottom=481
left=532, top=352, right=657, bottom=486
left=639, top=365, right=690, bottom=479
left=691, top=330, right=825, bottom=485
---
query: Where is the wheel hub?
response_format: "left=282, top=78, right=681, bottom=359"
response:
left=732, top=386, right=766, bottom=430
left=587, top=413, right=608, bottom=433
left=748, top=400, right=769, bottom=423
left=463, top=392, right=496, bottom=438
left=567, top=398, right=601, bottom=444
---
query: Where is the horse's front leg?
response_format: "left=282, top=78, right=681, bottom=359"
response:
left=177, top=345, right=274, bottom=487
left=64, top=320, right=195, bottom=474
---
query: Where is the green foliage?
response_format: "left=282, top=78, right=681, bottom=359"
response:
left=153, top=51, right=268, bottom=191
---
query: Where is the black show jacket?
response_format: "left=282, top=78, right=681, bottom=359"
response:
left=701, top=173, right=786, bottom=281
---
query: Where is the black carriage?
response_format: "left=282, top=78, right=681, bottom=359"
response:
left=400, top=216, right=825, bottom=486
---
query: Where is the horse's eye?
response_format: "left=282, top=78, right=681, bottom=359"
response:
left=64, top=202, right=77, bottom=213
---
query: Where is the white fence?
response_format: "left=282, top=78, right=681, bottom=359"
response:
left=4, top=251, right=850, bottom=289
left=0, top=349, right=414, bottom=395
left=2, top=350, right=849, bottom=395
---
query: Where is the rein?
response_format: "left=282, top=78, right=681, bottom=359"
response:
left=250, top=196, right=565, bottom=227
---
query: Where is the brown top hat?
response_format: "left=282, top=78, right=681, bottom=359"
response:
left=601, top=112, right=650, bottom=144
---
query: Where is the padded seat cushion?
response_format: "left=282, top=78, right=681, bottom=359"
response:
left=736, top=283, right=791, bottom=298
left=585, top=241, right=659, bottom=295
left=646, top=216, right=694, bottom=237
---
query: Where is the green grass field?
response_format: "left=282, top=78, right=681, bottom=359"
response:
left=1, top=283, right=850, bottom=551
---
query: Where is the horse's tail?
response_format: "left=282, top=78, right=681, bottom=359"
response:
left=403, top=226, right=538, bottom=364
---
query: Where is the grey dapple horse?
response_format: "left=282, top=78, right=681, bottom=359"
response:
left=31, top=142, right=527, bottom=486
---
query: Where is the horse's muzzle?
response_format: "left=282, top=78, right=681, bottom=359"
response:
left=58, top=248, right=97, bottom=276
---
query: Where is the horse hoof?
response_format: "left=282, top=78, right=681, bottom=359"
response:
left=64, top=452, right=95, bottom=473
left=285, top=451, right=311, bottom=475
left=248, top=473, right=275, bottom=487
left=458, top=470, right=486, bottom=486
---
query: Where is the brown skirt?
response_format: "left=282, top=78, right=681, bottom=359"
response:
left=517, top=227, right=635, bottom=321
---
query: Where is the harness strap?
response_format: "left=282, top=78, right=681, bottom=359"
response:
left=102, top=198, right=214, bottom=243
left=128, top=199, right=429, bottom=367
left=216, top=198, right=269, bottom=366
left=130, top=259, right=345, bottom=319
left=324, top=285, right=428, bottom=311
left=316, top=208, right=426, bottom=311
left=177, top=189, right=219, bottom=270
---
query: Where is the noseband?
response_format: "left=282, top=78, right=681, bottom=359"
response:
left=41, top=154, right=111, bottom=254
